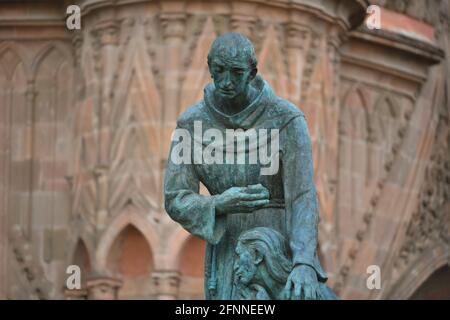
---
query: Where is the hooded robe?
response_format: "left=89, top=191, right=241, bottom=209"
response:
left=164, top=75, right=332, bottom=299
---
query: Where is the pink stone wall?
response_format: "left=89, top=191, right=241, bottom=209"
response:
left=0, top=0, right=448, bottom=300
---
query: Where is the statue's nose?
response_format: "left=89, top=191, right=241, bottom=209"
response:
left=223, top=71, right=232, bottom=88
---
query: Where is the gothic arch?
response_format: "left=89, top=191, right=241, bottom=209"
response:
left=95, top=207, right=159, bottom=270
left=31, top=42, right=74, bottom=76
left=0, top=41, right=28, bottom=59
left=342, top=84, right=370, bottom=113
left=409, top=265, right=450, bottom=299
left=384, top=243, right=450, bottom=299
left=71, top=238, right=92, bottom=286
left=340, top=84, right=370, bottom=137
left=105, top=224, right=154, bottom=277
left=68, top=234, right=94, bottom=269
left=0, top=43, right=30, bottom=79
left=370, top=93, right=400, bottom=143
left=103, top=221, right=156, bottom=299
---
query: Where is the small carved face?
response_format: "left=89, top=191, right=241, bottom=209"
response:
left=209, top=55, right=255, bottom=99
left=234, top=240, right=258, bottom=285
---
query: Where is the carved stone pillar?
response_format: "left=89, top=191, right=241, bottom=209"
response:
left=316, top=23, right=346, bottom=276
left=286, top=12, right=310, bottom=106
left=160, top=2, right=186, bottom=125
left=24, top=79, right=36, bottom=241
left=90, top=17, right=119, bottom=164
left=160, top=3, right=187, bottom=205
left=152, top=270, right=180, bottom=299
left=86, top=17, right=120, bottom=233
left=86, top=273, right=122, bottom=300
left=230, top=2, right=257, bottom=39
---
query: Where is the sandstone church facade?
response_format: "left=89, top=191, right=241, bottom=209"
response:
left=0, top=0, right=449, bottom=299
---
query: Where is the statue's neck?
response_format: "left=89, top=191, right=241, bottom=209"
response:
left=213, top=86, right=258, bottom=115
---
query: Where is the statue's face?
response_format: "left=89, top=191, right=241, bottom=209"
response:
left=233, top=241, right=258, bottom=285
left=209, top=54, right=255, bottom=99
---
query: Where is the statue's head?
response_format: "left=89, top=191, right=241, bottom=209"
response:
left=233, top=227, right=292, bottom=286
left=207, top=32, right=257, bottom=99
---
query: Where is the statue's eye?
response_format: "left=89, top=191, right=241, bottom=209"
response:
left=233, top=68, right=245, bottom=75
left=215, top=66, right=224, bottom=73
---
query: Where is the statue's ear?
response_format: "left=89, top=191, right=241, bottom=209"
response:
left=252, top=248, right=263, bottom=265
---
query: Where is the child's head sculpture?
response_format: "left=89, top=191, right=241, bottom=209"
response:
left=233, top=227, right=293, bottom=300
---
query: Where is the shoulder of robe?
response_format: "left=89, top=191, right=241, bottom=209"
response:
left=260, top=95, right=306, bottom=130
left=276, top=100, right=311, bottom=144
left=271, top=96, right=305, bottom=119
left=176, top=101, right=208, bottom=129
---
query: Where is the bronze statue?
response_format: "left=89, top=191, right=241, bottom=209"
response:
left=164, top=32, right=336, bottom=299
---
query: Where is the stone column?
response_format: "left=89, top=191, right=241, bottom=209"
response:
left=160, top=2, right=186, bottom=152
left=91, top=18, right=119, bottom=167
left=286, top=12, right=310, bottom=107
left=89, top=17, right=119, bottom=233
left=152, top=270, right=180, bottom=299
left=230, top=2, right=257, bottom=39
left=24, top=78, right=36, bottom=241
left=86, top=273, right=123, bottom=300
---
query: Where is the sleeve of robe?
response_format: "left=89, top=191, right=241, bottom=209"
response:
left=164, top=124, right=225, bottom=245
left=281, top=114, right=323, bottom=277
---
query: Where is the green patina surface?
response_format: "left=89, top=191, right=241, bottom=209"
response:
left=164, top=33, right=337, bottom=300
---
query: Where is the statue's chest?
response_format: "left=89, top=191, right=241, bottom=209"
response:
left=195, top=162, right=284, bottom=198
left=196, top=162, right=260, bottom=188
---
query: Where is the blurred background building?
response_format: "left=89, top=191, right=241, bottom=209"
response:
left=0, top=0, right=449, bottom=299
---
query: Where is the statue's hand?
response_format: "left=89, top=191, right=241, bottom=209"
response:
left=281, top=264, right=320, bottom=300
left=215, top=184, right=269, bottom=215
